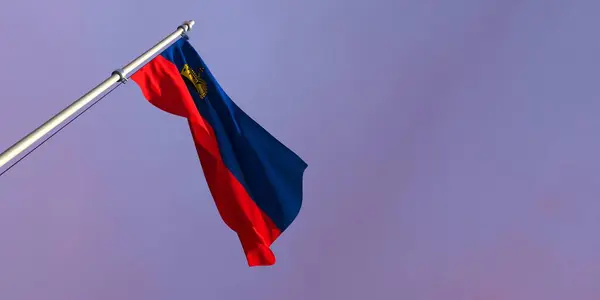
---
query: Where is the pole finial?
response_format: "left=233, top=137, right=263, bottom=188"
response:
left=178, top=20, right=195, bottom=34
left=184, top=20, right=195, bottom=31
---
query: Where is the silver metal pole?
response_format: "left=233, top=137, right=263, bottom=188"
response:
left=0, top=20, right=195, bottom=170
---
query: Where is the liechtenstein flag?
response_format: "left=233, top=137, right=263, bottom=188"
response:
left=131, top=36, right=307, bottom=267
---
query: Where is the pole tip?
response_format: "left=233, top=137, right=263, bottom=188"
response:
left=183, top=20, right=195, bottom=31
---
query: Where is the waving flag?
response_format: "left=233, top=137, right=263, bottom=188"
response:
left=131, top=37, right=307, bottom=267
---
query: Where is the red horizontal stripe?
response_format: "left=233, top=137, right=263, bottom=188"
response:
left=131, top=55, right=281, bottom=266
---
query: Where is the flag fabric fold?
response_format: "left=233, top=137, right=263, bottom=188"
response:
left=130, top=37, right=307, bottom=267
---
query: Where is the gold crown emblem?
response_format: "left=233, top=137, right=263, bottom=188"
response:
left=181, top=64, right=208, bottom=99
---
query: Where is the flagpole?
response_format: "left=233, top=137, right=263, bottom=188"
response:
left=0, top=20, right=195, bottom=170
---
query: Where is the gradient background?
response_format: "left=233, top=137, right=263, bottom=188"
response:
left=1, top=0, right=600, bottom=299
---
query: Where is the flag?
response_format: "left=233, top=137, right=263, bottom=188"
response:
left=130, top=37, right=307, bottom=267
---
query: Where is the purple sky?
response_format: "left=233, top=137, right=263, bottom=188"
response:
left=1, top=0, right=600, bottom=299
